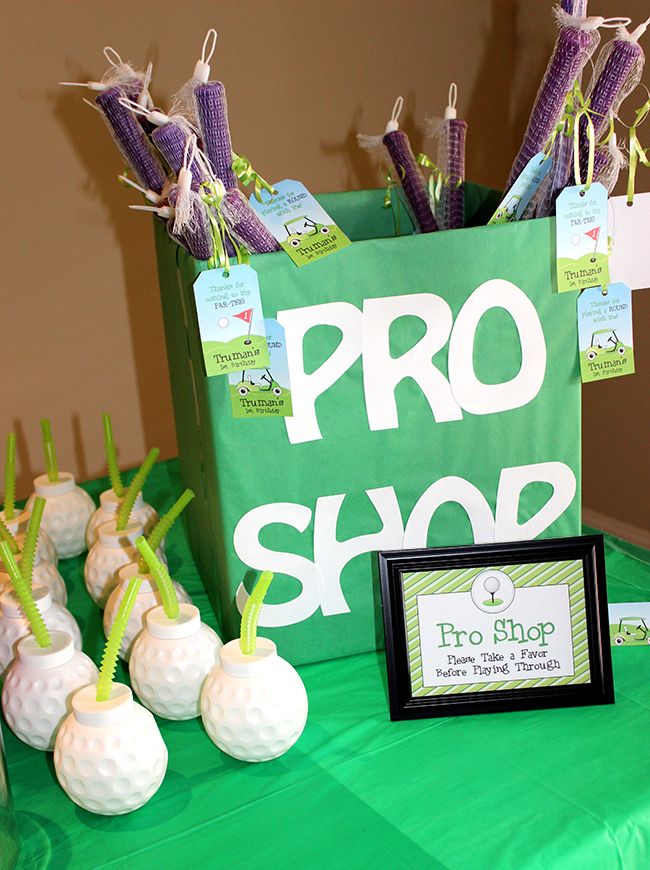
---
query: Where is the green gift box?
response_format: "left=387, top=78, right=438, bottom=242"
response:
left=155, top=184, right=581, bottom=665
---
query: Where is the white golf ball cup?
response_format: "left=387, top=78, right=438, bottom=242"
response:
left=84, top=521, right=166, bottom=609
left=0, top=540, right=67, bottom=605
left=129, top=604, right=222, bottom=720
left=0, top=585, right=82, bottom=676
left=1, top=631, right=98, bottom=751
left=1, top=508, right=58, bottom=566
left=201, top=638, right=308, bottom=763
left=86, top=489, right=158, bottom=549
left=103, top=566, right=192, bottom=662
left=26, top=473, right=94, bottom=559
left=54, top=683, right=168, bottom=815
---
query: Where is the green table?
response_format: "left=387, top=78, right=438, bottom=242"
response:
left=4, top=460, right=650, bottom=869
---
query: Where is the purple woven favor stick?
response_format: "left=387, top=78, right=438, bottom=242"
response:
left=167, top=187, right=213, bottom=261
left=505, top=14, right=599, bottom=192
left=561, top=0, right=588, bottom=16
left=223, top=189, right=280, bottom=254
left=194, top=82, right=237, bottom=188
left=578, top=27, right=646, bottom=179
left=445, top=118, right=467, bottom=230
left=152, top=121, right=208, bottom=190
left=383, top=129, right=438, bottom=233
left=96, top=87, right=166, bottom=194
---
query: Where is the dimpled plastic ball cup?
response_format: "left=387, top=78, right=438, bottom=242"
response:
left=0, top=586, right=82, bottom=676
left=201, top=637, right=308, bottom=762
left=1, top=631, right=98, bottom=751
left=86, top=490, right=158, bottom=550
left=85, top=521, right=166, bottom=609
left=1, top=508, right=57, bottom=566
left=104, top=566, right=192, bottom=662
left=0, top=542, right=67, bottom=605
left=26, top=473, right=94, bottom=559
left=130, top=603, right=222, bottom=719
left=54, top=683, right=168, bottom=815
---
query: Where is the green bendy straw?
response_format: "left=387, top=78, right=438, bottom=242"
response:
left=4, top=433, right=16, bottom=520
left=136, top=537, right=179, bottom=620
left=21, top=498, right=45, bottom=592
left=137, top=488, right=195, bottom=573
left=0, top=518, right=20, bottom=556
left=114, top=448, right=160, bottom=531
left=0, top=540, right=51, bottom=648
left=240, top=572, right=274, bottom=655
left=103, top=413, right=125, bottom=498
left=40, top=419, right=59, bottom=483
left=96, top=576, right=142, bottom=702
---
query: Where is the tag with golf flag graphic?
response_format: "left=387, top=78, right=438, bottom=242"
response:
left=248, top=180, right=351, bottom=267
left=556, top=182, right=610, bottom=293
left=228, top=319, right=293, bottom=418
left=577, top=283, right=634, bottom=382
left=192, top=264, right=270, bottom=377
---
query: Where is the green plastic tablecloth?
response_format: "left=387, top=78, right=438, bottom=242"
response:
left=4, top=460, right=650, bottom=870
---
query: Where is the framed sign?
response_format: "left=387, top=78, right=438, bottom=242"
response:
left=378, top=535, right=614, bottom=720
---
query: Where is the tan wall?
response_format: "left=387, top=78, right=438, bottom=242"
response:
left=2, top=1, right=648, bottom=536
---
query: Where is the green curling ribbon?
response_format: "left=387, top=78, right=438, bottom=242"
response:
left=382, top=168, right=403, bottom=237
left=231, top=153, right=277, bottom=203
left=627, top=99, right=650, bottom=206
left=200, top=181, right=250, bottom=272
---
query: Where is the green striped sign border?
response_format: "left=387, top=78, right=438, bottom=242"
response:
left=403, top=560, right=590, bottom=697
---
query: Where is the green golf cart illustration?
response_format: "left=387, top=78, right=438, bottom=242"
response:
left=284, top=216, right=330, bottom=247
left=585, top=328, right=626, bottom=361
left=235, top=368, right=283, bottom=397
left=611, top=616, right=650, bottom=645
left=492, top=194, right=522, bottom=224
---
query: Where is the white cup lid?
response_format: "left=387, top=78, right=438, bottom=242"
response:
left=145, top=603, right=200, bottom=639
left=0, top=583, right=52, bottom=618
left=219, top=636, right=277, bottom=678
left=17, top=630, right=74, bottom=669
left=97, top=519, right=144, bottom=549
left=33, top=472, right=76, bottom=497
left=99, top=489, right=144, bottom=513
left=72, top=682, right=134, bottom=727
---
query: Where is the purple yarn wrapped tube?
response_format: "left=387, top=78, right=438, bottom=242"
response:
left=505, top=20, right=599, bottom=192
left=167, top=187, right=213, bottom=261
left=222, top=189, right=280, bottom=254
left=445, top=119, right=467, bottom=230
left=383, top=130, right=438, bottom=233
left=152, top=122, right=208, bottom=190
left=578, top=36, right=643, bottom=179
left=194, top=82, right=237, bottom=188
left=96, top=87, right=166, bottom=194
left=561, top=0, right=588, bottom=15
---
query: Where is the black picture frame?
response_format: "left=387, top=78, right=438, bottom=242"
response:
left=378, top=535, right=614, bottom=720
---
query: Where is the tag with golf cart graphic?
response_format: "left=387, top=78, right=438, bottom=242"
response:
left=228, top=319, right=293, bottom=418
left=556, top=182, right=610, bottom=293
left=248, top=179, right=350, bottom=267
left=193, top=264, right=270, bottom=377
left=608, top=603, right=650, bottom=647
left=577, top=283, right=634, bottom=383
left=488, top=151, right=552, bottom=226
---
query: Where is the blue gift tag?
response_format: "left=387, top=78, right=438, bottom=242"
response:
left=249, top=180, right=350, bottom=267
left=193, top=264, right=270, bottom=377
left=488, top=152, right=552, bottom=225
left=556, top=182, right=610, bottom=293
left=577, top=283, right=634, bottom=382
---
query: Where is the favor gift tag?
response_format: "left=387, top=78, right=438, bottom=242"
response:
left=556, top=182, right=610, bottom=293
left=488, top=152, right=552, bottom=225
left=608, top=603, right=650, bottom=647
left=577, top=283, right=634, bottom=382
left=228, top=319, right=293, bottom=418
left=193, top=265, right=270, bottom=377
left=249, top=180, right=351, bottom=266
